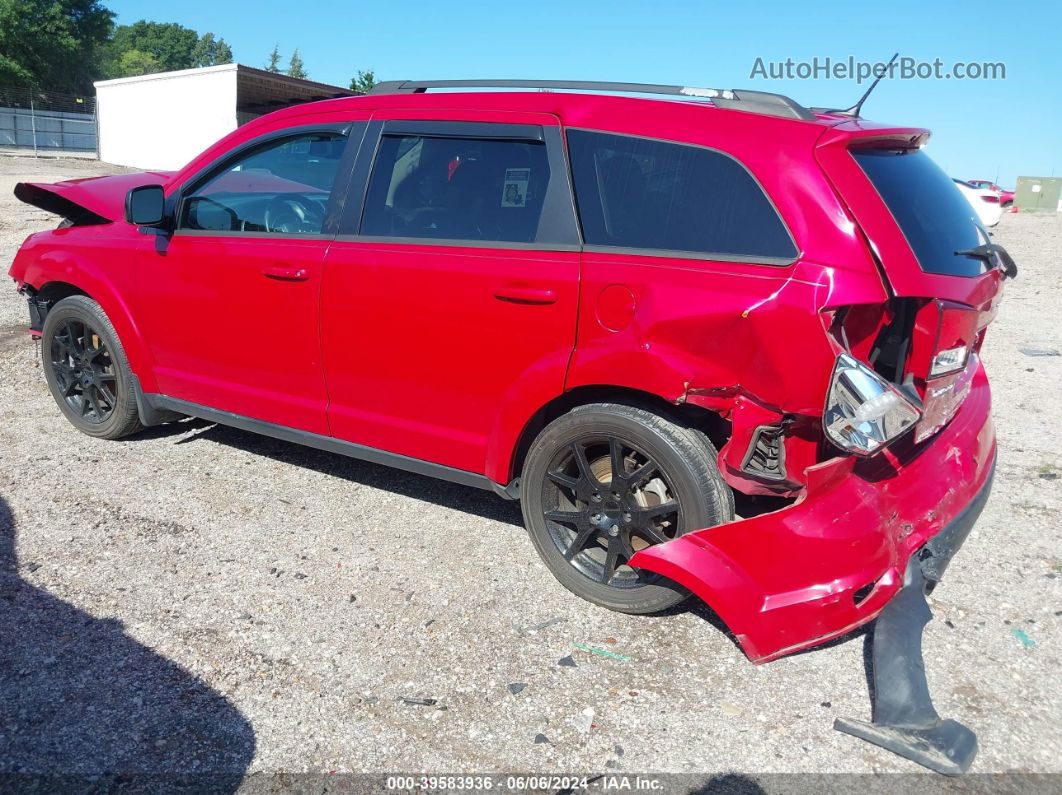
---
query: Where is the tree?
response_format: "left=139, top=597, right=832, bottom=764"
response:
left=117, top=48, right=160, bottom=77
left=265, top=44, right=282, bottom=73
left=0, top=0, right=115, bottom=93
left=286, top=49, right=307, bottom=79
left=104, top=20, right=199, bottom=76
left=349, top=69, right=375, bottom=93
left=190, top=32, right=232, bottom=67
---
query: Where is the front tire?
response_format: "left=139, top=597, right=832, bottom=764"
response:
left=521, top=403, right=734, bottom=614
left=41, top=295, right=143, bottom=440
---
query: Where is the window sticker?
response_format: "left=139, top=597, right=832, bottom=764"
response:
left=502, top=168, right=530, bottom=207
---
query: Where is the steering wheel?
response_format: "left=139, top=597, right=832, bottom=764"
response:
left=264, top=193, right=325, bottom=234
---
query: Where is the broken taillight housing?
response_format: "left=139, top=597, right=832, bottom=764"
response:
left=929, top=345, right=969, bottom=377
left=824, top=354, right=922, bottom=456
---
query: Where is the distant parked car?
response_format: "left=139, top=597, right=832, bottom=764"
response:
left=953, top=179, right=1002, bottom=227
left=968, top=179, right=1014, bottom=207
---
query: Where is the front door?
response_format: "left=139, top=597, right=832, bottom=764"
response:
left=321, top=113, right=582, bottom=477
left=138, top=125, right=359, bottom=434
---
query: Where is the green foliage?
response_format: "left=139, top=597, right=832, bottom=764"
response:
left=105, top=20, right=199, bottom=75
left=100, top=20, right=237, bottom=78
left=265, top=44, right=282, bottom=74
left=287, top=49, right=307, bottom=80
left=190, top=32, right=232, bottom=68
left=349, top=69, right=375, bottom=93
left=116, top=48, right=160, bottom=76
left=0, top=0, right=115, bottom=93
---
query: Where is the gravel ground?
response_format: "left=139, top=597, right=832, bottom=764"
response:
left=0, top=156, right=1059, bottom=790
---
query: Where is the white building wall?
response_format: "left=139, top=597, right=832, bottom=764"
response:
left=95, top=65, right=239, bottom=170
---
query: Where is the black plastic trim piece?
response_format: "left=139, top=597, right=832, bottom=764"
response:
left=582, top=245, right=796, bottom=267
left=382, top=120, right=544, bottom=141
left=333, top=235, right=581, bottom=252
left=834, top=458, right=995, bottom=775
left=740, top=424, right=787, bottom=481
left=171, top=230, right=335, bottom=240
left=141, top=393, right=504, bottom=493
left=131, top=375, right=183, bottom=427
left=26, top=295, right=48, bottom=332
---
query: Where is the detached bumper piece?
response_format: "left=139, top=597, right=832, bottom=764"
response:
left=834, top=467, right=993, bottom=775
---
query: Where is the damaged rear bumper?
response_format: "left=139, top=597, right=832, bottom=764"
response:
left=629, top=363, right=995, bottom=663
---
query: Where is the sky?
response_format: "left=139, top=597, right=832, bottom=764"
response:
left=108, top=0, right=1061, bottom=187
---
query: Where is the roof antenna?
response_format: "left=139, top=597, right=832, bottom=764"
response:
left=841, top=52, right=899, bottom=117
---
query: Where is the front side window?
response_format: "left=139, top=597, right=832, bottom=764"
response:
left=567, top=130, right=797, bottom=261
left=360, top=134, right=550, bottom=243
left=179, top=131, right=347, bottom=234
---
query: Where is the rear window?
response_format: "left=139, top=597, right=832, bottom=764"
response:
left=853, top=149, right=989, bottom=277
left=567, top=130, right=796, bottom=262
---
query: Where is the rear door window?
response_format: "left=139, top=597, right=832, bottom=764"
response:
left=853, top=148, right=989, bottom=277
left=360, top=134, right=551, bottom=243
left=566, top=130, right=796, bottom=262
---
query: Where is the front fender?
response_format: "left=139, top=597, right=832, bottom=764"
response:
left=11, top=229, right=159, bottom=392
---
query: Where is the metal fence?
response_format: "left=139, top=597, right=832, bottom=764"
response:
left=0, top=86, right=98, bottom=157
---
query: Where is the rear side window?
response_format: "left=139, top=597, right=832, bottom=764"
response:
left=360, top=134, right=550, bottom=243
left=566, top=130, right=796, bottom=261
left=853, top=149, right=988, bottom=277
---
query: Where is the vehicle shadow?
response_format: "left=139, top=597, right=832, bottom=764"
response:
left=141, top=421, right=867, bottom=662
left=0, top=495, right=255, bottom=790
left=158, top=418, right=526, bottom=528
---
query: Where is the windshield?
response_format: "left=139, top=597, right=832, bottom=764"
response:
left=853, top=148, right=989, bottom=277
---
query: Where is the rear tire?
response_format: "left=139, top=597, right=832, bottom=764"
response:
left=41, top=295, right=143, bottom=440
left=521, top=403, right=733, bottom=614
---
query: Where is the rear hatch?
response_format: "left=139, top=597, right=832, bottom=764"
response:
left=816, top=122, right=1010, bottom=442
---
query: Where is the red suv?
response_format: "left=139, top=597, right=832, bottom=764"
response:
left=10, top=80, right=1014, bottom=772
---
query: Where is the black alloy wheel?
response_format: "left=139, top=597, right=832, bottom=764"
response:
left=40, top=295, right=144, bottom=440
left=521, top=403, right=734, bottom=614
left=49, top=318, right=118, bottom=424
left=543, top=436, right=682, bottom=589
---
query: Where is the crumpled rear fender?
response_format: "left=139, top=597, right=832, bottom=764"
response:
left=629, top=364, right=996, bottom=663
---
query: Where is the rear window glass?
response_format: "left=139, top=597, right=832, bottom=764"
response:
left=853, top=149, right=989, bottom=277
left=566, top=130, right=796, bottom=261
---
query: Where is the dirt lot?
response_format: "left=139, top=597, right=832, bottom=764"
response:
left=0, top=156, right=1059, bottom=789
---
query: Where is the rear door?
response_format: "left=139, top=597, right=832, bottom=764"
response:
left=320, top=111, right=581, bottom=477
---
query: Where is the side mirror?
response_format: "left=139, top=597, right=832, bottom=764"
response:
left=125, top=184, right=166, bottom=227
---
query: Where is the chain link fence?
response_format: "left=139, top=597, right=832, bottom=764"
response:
left=0, top=86, right=98, bottom=157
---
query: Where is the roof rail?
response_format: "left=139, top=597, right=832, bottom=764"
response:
left=367, top=79, right=817, bottom=121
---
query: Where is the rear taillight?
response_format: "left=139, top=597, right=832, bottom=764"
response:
left=824, top=354, right=922, bottom=455
left=981, top=195, right=1000, bottom=203
left=909, top=300, right=980, bottom=385
left=929, top=345, right=969, bottom=377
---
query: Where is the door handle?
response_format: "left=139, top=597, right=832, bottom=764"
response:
left=493, top=285, right=558, bottom=305
left=262, top=265, right=310, bottom=281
